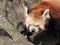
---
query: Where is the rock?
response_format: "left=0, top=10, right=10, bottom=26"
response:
left=0, top=0, right=42, bottom=45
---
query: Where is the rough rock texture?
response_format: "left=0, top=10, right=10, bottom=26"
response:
left=0, top=14, right=34, bottom=45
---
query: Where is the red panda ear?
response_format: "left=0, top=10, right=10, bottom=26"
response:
left=23, top=1, right=31, bottom=16
left=24, top=6, right=28, bottom=16
left=42, top=9, right=50, bottom=19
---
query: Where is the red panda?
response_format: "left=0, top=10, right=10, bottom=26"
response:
left=24, top=1, right=60, bottom=33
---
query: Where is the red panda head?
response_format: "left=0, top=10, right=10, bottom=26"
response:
left=24, top=5, right=50, bottom=33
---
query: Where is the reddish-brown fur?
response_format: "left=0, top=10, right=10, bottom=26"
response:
left=25, top=1, right=60, bottom=32
left=29, top=1, right=60, bottom=19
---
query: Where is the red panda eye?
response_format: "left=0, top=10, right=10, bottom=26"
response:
left=27, top=24, right=32, bottom=29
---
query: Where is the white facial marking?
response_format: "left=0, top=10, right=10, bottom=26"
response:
left=29, top=26, right=39, bottom=32
left=35, top=27, right=39, bottom=32
left=40, top=9, right=50, bottom=30
left=26, top=16, right=32, bottom=27
left=39, top=19, right=45, bottom=31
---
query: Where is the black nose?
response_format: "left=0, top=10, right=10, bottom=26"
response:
left=32, top=29, right=35, bottom=32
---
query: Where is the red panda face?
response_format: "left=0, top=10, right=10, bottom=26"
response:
left=24, top=6, right=50, bottom=33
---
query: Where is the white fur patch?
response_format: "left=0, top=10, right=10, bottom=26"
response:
left=29, top=26, right=39, bottom=32
left=39, top=19, right=46, bottom=30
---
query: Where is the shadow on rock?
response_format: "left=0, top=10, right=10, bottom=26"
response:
left=0, top=29, right=13, bottom=40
